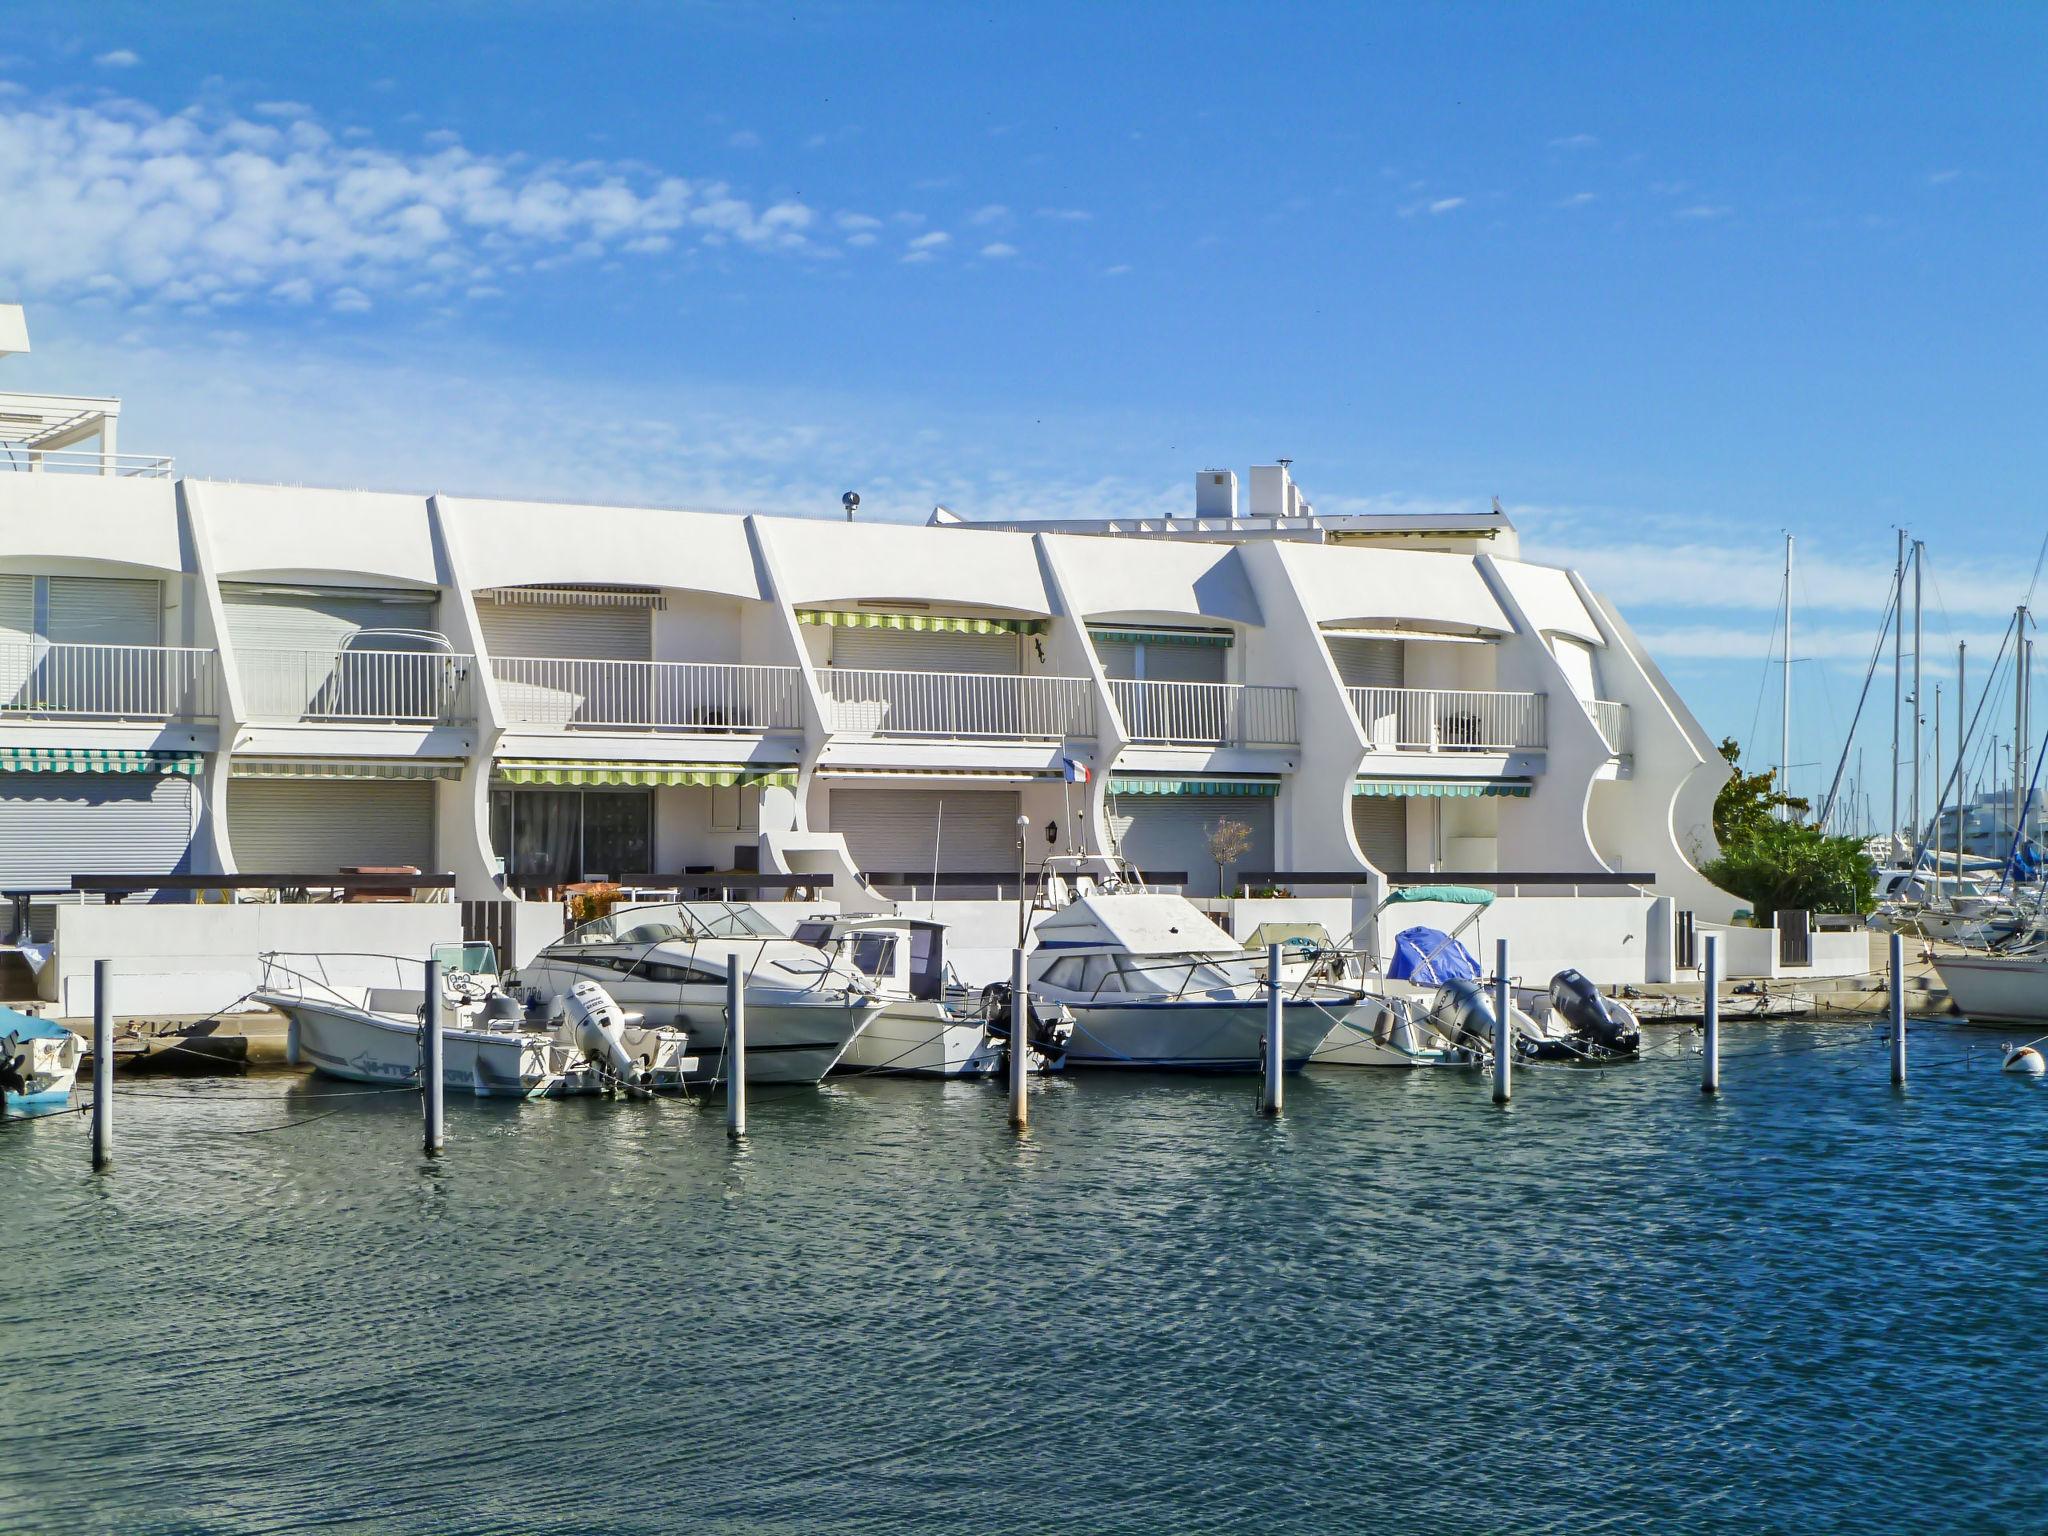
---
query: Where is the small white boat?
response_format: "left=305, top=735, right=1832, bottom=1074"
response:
left=1028, top=892, right=1341, bottom=1072
left=517, top=901, right=883, bottom=1085
left=259, top=950, right=695, bottom=1097
left=789, top=914, right=1068, bottom=1077
left=0, top=1008, right=82, bottom=1115
left=1931, top=950, right=2048, bottom=1026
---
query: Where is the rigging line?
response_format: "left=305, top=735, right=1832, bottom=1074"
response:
left=1742, top=559, right=1788, bottom=773
left=2024, top=521, right=2048, bottom=613
left=1816, top=568, right=1901, bottom=828
left=1906, top=610, right=2019, bottom=876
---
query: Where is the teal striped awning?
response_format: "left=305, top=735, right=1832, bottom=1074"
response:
left=0, top=746, right=201, bottom=777
left=1089, top=627, right=1234, bottom=647
left=1353, top=778, right=1531, bottom=799
left=1110, top=776, right=1279, bottom=797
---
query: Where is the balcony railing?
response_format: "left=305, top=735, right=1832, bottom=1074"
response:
left=1110, top=679, right=1298, bottom=746
left=0, top=642, right=217, bottom=722
left=1592, top=699, right=1630, bottom=755
left=493, top=657, right=803, bottom=733
left=240, top=648, right=476, bottom=725
left=0, top=446, right=176, bottom=478
left=1349, top=686, right=1547, bottom=752
left=820, top=668, right=1095, bottom=739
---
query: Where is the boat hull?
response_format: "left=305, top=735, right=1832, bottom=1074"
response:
left=1932, top=954, right=2048, bottom=1026
left=1057, top=998, right=1337, bottom=1072
left=834, top=1002, right=1004, bottom=1078
left=271, top=997, right=563, bottom=1097
left=2, top=1030, right=82, bottom=1113
left=1314, top=1000, right=1449, bottom=1068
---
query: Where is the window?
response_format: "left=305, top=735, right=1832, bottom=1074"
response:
left=1079, top=954, right=1122, bottom=995
left=491, top=788, right=651, bottom=890
left=852, top=935, right=896, bottom=977
left=1040, top=956, right=1086, bottom=991
left=638, top=959, right=717, bottom=986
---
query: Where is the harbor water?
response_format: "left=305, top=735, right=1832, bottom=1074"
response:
left=6, top=1018, right=2046, bottom=1533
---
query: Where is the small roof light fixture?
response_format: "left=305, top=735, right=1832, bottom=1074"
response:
left=842, top=490, right=860, bottom=521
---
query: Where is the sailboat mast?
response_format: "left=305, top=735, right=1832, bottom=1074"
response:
left=1891, top=528, right=1905, bottom=856
left=1781, top=532, right=1794, bottom=821
left=1912, top=540, right=1924, bottom=852
left=1958, top=642, right=1967, bottom=884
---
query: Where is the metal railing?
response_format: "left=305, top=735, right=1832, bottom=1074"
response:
left=0, top=642, right=216, bottom=721
left=1592, top=699, right=1630, bottom=755
left=1348, top=686, right=1547, bottom=751
left=1109, top=679, right=1298, bottom=746
left=493, top=656, right=803, bottom=732
left=820, top=668, right=1095, bottom=739
left=0, top=446, right=176, bottom=478
left=239, top=647, right=476, bottom=724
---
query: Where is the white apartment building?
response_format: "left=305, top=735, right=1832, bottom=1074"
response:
left=0, top=309, right=1737, bottom=927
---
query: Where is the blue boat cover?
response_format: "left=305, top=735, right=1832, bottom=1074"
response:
left=1387, top=926, right=1482, bottom=984
left=0, top=1005, right=71, bottom=1042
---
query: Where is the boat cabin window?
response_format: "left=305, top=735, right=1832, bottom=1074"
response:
left=637, top=959, right=721, bottom=986
left=792, top=921, right=832, bottom=948
left=1079, top=954, right=1124, bottom=995
left=1040, top=955, right=1087, bottom=990
left=851, top=934, right=897, bottom=978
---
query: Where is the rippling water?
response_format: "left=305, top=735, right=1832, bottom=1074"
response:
left=5, top=1018, right=2045, bottom=1533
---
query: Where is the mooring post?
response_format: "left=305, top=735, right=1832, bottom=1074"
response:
left=91, top=958, right=112, bottom=1171
left=727, top=952, right=747, bottom=1139
left=422, top=958, right=444, bottom=1156
left=1261, top=941, right=1284, bottom=1116
left=1889, top=930, right=1907, bottom=1087
left=1008, top=946, right=1029, bottom=1130
left=1492, top=937, right=1512, bottom=1106
left=1701, top=932, right=1721, bottom=1095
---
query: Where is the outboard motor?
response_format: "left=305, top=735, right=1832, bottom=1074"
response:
left=560, top=979, right=645, bottom=1095
left=978, top=983, right=1075, bottom=1067
left=1547, top=969, right=1641, bottom=1056
left=1429, top=976, right=1498, bottom=1057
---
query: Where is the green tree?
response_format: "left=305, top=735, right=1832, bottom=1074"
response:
left=1700, top=739, right=1873, bottom=921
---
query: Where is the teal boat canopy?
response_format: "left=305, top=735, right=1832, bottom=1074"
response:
left=1384, top=884, right=1496, bottom=907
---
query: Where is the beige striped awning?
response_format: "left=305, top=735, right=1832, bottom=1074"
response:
left=495, top=760, right=798, bottom=789
left=797, top=608, right=1046, bottom=636
left=232, top=758, right=466, bottom=782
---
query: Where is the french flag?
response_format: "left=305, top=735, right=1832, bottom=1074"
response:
left=1062, top=757, right=1091, bottom=784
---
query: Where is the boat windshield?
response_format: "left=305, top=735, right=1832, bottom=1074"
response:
left=679, top=901, right=784, bottom=938
left=1037, top=949, right=1258, bottom=999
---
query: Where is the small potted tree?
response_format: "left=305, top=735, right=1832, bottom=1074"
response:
left=1206, top=817, right=1253, bottom=899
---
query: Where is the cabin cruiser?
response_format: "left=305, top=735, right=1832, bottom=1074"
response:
left=0, top=1007, right=82, bottom=1114
left=1027, top=892, right=1342, bottom=1071
left=258, top=947, right=696, bottom=1098
left=789, top=914, right=1072, bottom=1077
left=1930, top=946, right=2048, bottom=1026
left=517, top=901, right=882, bottom=1085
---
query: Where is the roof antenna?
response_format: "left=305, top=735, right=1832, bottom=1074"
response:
left=842, top=491, right=860, bottom=522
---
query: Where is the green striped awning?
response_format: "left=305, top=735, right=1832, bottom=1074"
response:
left=1353, top=778, right=1531, bottom=799
left=233, top=758, right=465, bottom=782
left=495, top=760, right=798, bottom=789
left=798, top=609, right=1046, bottom=636
left=1110, top=776, right=1279, bottom=797
left=0, top=747, right=201, bottom=777
left=1089, top=627, right=1234, bottom=647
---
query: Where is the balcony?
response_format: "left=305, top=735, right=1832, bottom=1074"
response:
left=1349, top=686, right=1547, bottom=752
left=1110, top=679, right=1298, bottom=747
left=1592, top=699, right=1630, bottom=755
left=493, top=657, right=803, bottom=733
left=240, top=647, right=476, bottom=726
left=820, top=668, right=1095, bottom=739
left=0, top=642, right=217, bottom=722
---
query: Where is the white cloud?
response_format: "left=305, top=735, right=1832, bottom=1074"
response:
left=93, top=49, right=140, bottom=68
left=1926, top=168, right=1962, bottom=186
left=1556, top=191, right=1597, bottom=208
left=0, top=90, right=823, bottom=309
left=1548, top=133, right=1598, bottom=149
left=1036, top=207, right=1091, bottom=221
left=845, top=231, right=877, bottom=248
left=253, top=101, right=312, bottom=119
left=835, top=211, right=882, bottom=231
left=1427, top=196, right=1465, bottom=215
left=728, top=129, right=762, bottom=150
left=979, top=242, right=1017, bottom=259
left=1675, top=204, right=1732, bottom=220
left=1103, top=264, right=1131, bottom=276
left=969, top=203, right=1009, bottom=225
left=907, top=231, right=950, bottom=250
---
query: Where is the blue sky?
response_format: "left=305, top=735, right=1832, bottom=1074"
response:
left=3, top=2, right=2046, bottom=824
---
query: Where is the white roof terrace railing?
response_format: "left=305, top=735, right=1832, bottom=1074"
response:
left=819, top=667, right=1096, bottom=740
left=1109, top=679, right=1298, bottom=747
left=0, top=642, right=216, bottom=722
left=0, top=446, right=175, bottom=478
left=1349, top=686, right=1547, bottom=752
left=493, top=657, right=804, bottom=732
left=240, top=647, right=477, bottom=726
left=1592, top=699, right=1630, bottom=756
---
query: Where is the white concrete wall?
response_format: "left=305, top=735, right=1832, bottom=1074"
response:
left=0, top=473, right=185, bottom=575
left=440, top=497, right=766, bottom=602
left=199, top=483, right=442, bottom=587
left=49, top=902, right=466, bottom=1017
left=1694, top=923, right=1869, bottom=980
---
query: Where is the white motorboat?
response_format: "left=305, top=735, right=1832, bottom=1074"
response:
left=517, top=901, right=882, bottom=1085
left=0, top=1007, right=82, bottom=1114
left=1027, top=892, right=1341, bottom=1072
left=1931, top=949, right=2048, bottom=1026
left=259, top=949, right=695, bottom=1098
left=789, top=914, right=1069, bottom=1077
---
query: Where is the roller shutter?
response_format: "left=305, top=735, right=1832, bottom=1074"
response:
left=1109, top=795, right=1273, bottom=896
left=829, top=786, right=1020, bottom=876
left=1350, top=795, right=1408, bottom=871
left=1140, top=642, right=1228, bottom=684
left=1329, top=637, right=1404, bottom=689
left=476, top=601, right=651, bottom=660
left=0, top=576, right=31, bottom=703
left=221, top=585, right=439, bottom=651
left=0, top=773, right=195, bottom=886
left=47, top=577, right=161, bottom=646
left=1093, top=639, right=1139, bottom=680
left=227, top=778, right=436, bottom=871
left=830, top=628, right=1021, bottom=675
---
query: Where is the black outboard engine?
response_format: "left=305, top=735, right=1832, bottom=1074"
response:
left=978, top=982, right=1075, bottom=1066
left=1547, top=969, right=1641, bottom=1056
